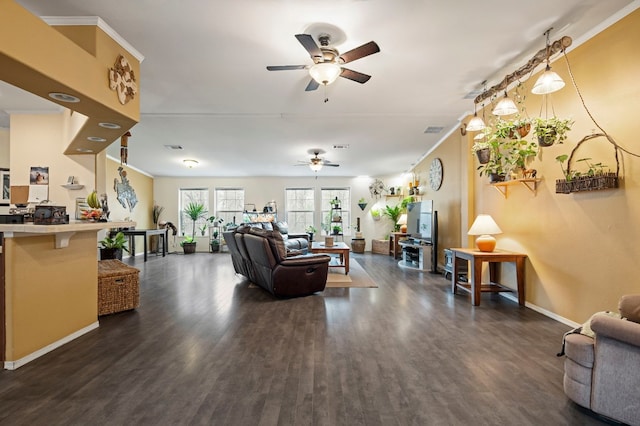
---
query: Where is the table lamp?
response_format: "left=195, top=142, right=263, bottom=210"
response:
left=397, top=214, right=408, bottom=233
left=467, top=214, right=502, bottom=252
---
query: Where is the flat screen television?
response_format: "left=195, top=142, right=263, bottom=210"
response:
left=406, top=200, right=434, bottom=243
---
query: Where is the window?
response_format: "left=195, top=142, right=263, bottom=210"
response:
left=179, top=188, right=209, bottom=238
left=285, top=188, right=315, bottom=233
left=321, top=188, right=351, bottom=236
left=215, top=188, right=244, bottom=228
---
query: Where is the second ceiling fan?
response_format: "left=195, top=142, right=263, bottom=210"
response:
left=267, top=33, right=380, bottom=91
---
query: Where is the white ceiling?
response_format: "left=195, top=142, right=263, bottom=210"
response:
left=1, top=0, right=636, bottom=177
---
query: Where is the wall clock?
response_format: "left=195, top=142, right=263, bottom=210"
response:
left=429, top=158, right=443, bottom=191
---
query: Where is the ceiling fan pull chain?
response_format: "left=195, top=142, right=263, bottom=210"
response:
left=323, top=85, right=329, bottom=103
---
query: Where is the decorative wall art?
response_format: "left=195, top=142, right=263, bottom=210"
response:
left=28, top=166, right=49, bottom=202
left=109, top=54, right=137, bottom=105
left=114, top=166, right=138, bottom=212
left=369, top=179, right=385, bottom=198
left=1, top=168, right=9, bottom=206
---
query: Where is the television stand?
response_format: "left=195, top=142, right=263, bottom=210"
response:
left=398, top=240, right=431, bottom=271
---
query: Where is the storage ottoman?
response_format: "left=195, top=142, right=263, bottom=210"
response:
left=98, top=259, right=140, bottom=315
left=371, top=239, right=389, bottom=255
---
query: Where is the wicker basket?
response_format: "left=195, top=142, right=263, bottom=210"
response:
left=98, top=260, right=140, bottom=315
left=555, top=133, right=620, bottom=194
left=371, top=239, right=389, bottom=255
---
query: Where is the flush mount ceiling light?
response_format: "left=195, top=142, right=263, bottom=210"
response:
left=98, top=122, right=121, bottom=129
left=87, top=136, right=107, bottom=142
left=309, top=62, right=342, bottom=86
left=183, top=159, right=199, bottom=168
left=75, top=148, right=93, bottom=153
left=531, top=28, right=566, bottom=95
left=492, top=91, right=518, bottom=116
left=48, top=92, right=80, bottom=103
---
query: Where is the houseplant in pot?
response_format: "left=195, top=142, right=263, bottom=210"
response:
left=472, top=140, right=491, bottom=164
left=305, top=225, right=317, bottom=242
left=533, top=116, right=573, bottom=147
left=383, top=204, right=403, bottom=232
left=99, top=231, right=129, bottom=260
left=182, top=201, right=208, bottom=254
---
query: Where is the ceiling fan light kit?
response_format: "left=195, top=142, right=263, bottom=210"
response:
left=266, top=31, right=380, bottom=92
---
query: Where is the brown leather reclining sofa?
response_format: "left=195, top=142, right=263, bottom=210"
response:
left=224, top=225, right=330, bottom=298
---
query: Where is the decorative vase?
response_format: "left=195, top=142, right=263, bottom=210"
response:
left=307, top=232, right=314, bottom=242
left=475, top=148, right=491, bottom=164
left=351, top=239, right=365, bottom=253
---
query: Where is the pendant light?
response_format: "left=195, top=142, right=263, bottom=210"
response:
left=466, top=103, right=486, bottom=131
left=492, top=91, right=518, bottom=116
left=531, top=29, right=565, bottom=95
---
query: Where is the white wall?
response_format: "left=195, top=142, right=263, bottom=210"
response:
left=154, top=174, right=409, bottom=252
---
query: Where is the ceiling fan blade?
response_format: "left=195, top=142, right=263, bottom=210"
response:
left=305, top=78, right=320, bottom=92
left=339, top=41, right=380, bottom=64
left=295, top=34, right=323, bottom=61
left=340, top=68, right=371, bottom=84
left=323, top=163, right=340, bottom=167
left=266, top=65, right=308, bottom=71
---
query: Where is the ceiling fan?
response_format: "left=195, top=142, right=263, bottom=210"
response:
left=296, top=149, right=340, bottom=172
left=267, top=33, right=380, bottom=91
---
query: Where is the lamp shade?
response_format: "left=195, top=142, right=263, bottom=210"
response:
left=468, top=214, right=502, bottom=252
left=466, top=113, right=486, bottom=132
left=531, top=64, right=566, bottom=95
left=309, top=62, right=341, bottom=85
left=492, top=92, right=518, bottom=116
left=397, top=213, right=408, bottom=233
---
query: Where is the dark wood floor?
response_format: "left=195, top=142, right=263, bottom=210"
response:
left=0, top=252, right=612, bottom=425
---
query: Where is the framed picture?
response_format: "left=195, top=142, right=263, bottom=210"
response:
left=1, top=168, right=9, bottom=206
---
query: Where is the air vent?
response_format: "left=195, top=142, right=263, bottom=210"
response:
left=164, top=144, right=183, bottom=150
left=424, top=126, right=444, bottom=134
left=333, top=144, right=350, bottom=149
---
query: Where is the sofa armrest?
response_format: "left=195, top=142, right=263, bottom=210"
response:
left=591, top=314, right=640, bottom=347
left=281, top=254, right=330, bottom=267
left=287, top=233, right=309, bottom=241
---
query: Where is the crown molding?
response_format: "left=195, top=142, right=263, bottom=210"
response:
left=41, top=16, right=144, bottom=63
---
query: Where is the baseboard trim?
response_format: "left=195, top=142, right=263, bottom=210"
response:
left=4, top=322, right=99, bottom=370
left=500, top=293, right=580, bottom=328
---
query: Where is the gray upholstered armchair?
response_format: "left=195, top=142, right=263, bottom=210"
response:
left=562, top=294, right=640, bottom=425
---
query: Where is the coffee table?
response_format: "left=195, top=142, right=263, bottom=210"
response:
left=310, top=241, right=350, bottom=274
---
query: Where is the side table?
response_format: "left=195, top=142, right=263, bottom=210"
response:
left=450, top=248, right=527, bottom=306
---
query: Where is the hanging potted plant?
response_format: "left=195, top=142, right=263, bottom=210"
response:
left=472, top=140, right=491, bottom=164
left=533, top=116, right=573, bottom=147
left=358, top=197, right=368, bottom=211
left=371, top=208, right=382, bottom=221
left=181, top=201, right=208, bottom=254
left=99, top=231, right=129, bottom=260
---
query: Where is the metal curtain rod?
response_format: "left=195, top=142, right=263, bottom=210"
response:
left=474, top=35, right=572, bottom=105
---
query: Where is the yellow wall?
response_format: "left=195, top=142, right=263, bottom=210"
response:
left=428, top=9, right=640, bottom=323
left=4, top=232, right=98, bottom=360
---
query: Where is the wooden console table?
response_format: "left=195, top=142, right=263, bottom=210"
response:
left=450, top=248, right=527, bottom=306
left=389, top=232, right=410, bottom=258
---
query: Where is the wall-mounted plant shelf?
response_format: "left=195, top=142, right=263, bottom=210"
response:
left=491, top=178, right=541, bottom=198
left=61, top=184, right=84, bottom=190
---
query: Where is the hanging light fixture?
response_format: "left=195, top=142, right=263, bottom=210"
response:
left=492, top=91, right=518, bottom=116
left=532, top=29, right=566, bottom=95
left=309, top=62, right=342, bottom=86
left=309, top=162, right=323, bottom=172
left=466, top=103, right=486, bottom=131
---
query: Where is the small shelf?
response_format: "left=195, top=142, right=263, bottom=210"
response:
left=61, top=184, right=85, bottom=190
left=491, top=178, right=541, bottom=198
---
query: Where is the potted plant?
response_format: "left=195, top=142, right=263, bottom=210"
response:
left=99, top=231, right=129, bottom=260
left=182, top=201, right=208, bottom=254
left=332, top=225, right=342, bottom=235
left=330, top=197, right=341, bottom=209
left=508, top=138, right=539, bottom=176
left=471, top=140, right=491, bottom=164
left=371, top=208, right=382, bottom=221
left=305, top=225, right=317, bottom=242
left=357, top=197, right=368, bottom=211
left=533, top=116, right=573, bottom=147
left=383, top=204, right=403, bottom=232
left=210, top=230, right=220, bottom=252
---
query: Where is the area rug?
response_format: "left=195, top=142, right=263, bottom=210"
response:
left=326, top=258, right=377, bottom=288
